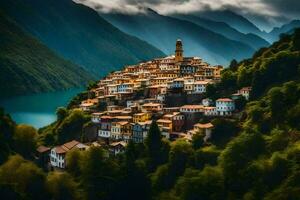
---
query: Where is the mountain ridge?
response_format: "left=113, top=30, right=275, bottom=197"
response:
left=101, top=9, right=256, bottom=66
left=171, top=13, right=269, bottom=50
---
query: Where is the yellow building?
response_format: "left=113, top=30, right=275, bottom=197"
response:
left=133, top=112, right=151, bottom=123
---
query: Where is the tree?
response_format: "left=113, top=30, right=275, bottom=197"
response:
left=13, top=124, right=37, bottom=159
left=229, top=59, right=239, bottom=71
left=174, top=167, right=225, bottom=200
left=219, top=131, right=265, bottom=195
left=0, top=108, right=15, bottom=164
left=80, top=147, right=120, bottom=200
left=56, top=107, right=68, bottom=121
left=211, top=118, right=239, bottom=147
left=292, top=28, right=300, bottom=51
left=152, top=140, right=194, bottom=193
left=46, top=172, right=80, bottom=200
left=0, top=155, right=47, bottom=200
left=116, top=142, right=151, bottom=200
left=191, top=130, right=204, bottom=150
left=145, top=121, right=169, bottom=171
left=66, top=149, right=82, bottom=177
left=56, top=109, right=90, bottom=143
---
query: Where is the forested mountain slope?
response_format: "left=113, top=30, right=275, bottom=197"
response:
left=0, top=12, right=92, bottom=98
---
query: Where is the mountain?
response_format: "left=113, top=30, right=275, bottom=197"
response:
left=0, top=12, right=92, bottom=98
left=268, top=20, right=300, bottom=42
left=194, top=10, right=268, bottom=39
left=101, top=9, right=255, bottom=66
left=0, top=0, right=165, bottom=77
left=171, top=14, right=269, bottom=50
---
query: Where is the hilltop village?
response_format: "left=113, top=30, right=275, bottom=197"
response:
left=46, top=40, right=251, bottom=169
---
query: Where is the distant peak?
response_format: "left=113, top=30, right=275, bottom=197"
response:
left=146, top=8, right=159, bottom=15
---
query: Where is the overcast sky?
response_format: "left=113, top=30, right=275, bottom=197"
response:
left=76, top=0, right=300, bottom=30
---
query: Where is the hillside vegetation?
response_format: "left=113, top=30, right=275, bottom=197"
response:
left=0, top=12, right=92, bottom=98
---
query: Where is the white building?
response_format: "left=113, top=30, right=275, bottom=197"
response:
left=238, top=87, right=252, bottom=100
left=50, top=140, right=88, bottom=169
left=193, top=81, right=209, bottom=94
left=203, top=107, right=218, bottom=116
left=91, top=113, right=103, bottom=123
left=216, top=98, right=235, bottom=116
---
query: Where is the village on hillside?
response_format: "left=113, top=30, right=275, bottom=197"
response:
left=41, top=40, right=252, bottom=170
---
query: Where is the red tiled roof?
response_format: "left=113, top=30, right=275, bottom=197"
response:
left=37, top=146, right=50, bottom=153
left=194, top=123, right=214, bottom=129
left=216, top=98, right=233, bottom=102
left=63, top=140, right=80, bottom=150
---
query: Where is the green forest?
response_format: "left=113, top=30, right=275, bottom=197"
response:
left=0, top=12, right=93, bottom=98
left=0, top=30, right=300, bottom=200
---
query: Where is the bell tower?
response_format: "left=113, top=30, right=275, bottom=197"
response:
left=175, top=39, right=183, bottom=62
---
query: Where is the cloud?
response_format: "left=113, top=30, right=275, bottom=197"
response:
left=75, top=0, right=300, bottom=23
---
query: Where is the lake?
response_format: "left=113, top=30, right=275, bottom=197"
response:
left=0, top=88, right=83, bottom=129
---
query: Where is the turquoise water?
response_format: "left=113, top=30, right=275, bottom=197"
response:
left=0, top=88, right=83, bottom=128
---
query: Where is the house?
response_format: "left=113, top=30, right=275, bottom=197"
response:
left=133, top=112, right=151, bottom=123
left=132, top=121, right=152, bottom=143
left=117, top=83, right=134, bottom=93
left=162, top=112, right=185, bottom=132
left=157, top=119, right=173, bottom=139
left=193, top=81, right=209, bottom=94
left=98, top=116, right=113, bottom=139
left=141, top=103, right=163, bottom=113
left=180, top=105, right=204, bottom=113
left=194, top=123, right=214, bottom=142
left=238, top=87, right=252, bottom=100
left=111, top=122, right=124, bottom=140
left=216, top=98, right=235, bottom=116
left=91, top=112, right=104, bottom=123
left=184, top=82, right=194, bottom=94
left=203, top=107, right=218, bottom=116
left=170, top=78, right=184, bottom=89
left=80, top=102, right=94, bottom=111
left=105, top=84, right=118, bottom=95
left=50, top=140, right=88, bottom=169
left=187, top=123, right=214, bottom=143
left=180, top=105, right=204, bottom=130
left=109, top=141, right=127, bottom=155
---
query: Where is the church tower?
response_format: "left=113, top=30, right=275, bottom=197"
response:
left=175, top=39, right=183, bottom=62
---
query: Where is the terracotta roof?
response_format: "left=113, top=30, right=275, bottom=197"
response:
left=110, top=141, right=127, bottom=147
left=204, top=107, right=216, bottom=110
left=54, top=146, right=67, bottom=154
left=194, top=123, right=214, bottom=129
left=194, top=81, right=209, bottom=85
left=217, top=98, right=233, bottom=102
left=181, top=105, right=204, bottom=109
left=157, top=119, right=172, bottom=123
left=118, top=121, right=129, bottom=126
left=63, top=140, right=80, bottom=150
left=37, top=146, right=50, bottom=153
left=143, top=103, right=162, bottom=107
